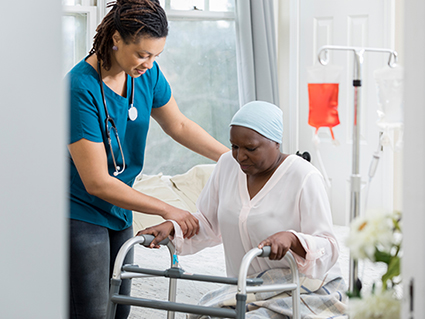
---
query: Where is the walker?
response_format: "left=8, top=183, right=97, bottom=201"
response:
left=106, top=235, right=301, bottom=319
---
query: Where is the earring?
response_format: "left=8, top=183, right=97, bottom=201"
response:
left=112, top=45, right=118, bottom=51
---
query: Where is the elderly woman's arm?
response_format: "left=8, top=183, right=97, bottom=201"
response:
left=257, top=170, right=339, bottom=279
left=288, top=172, right=340, bottom=278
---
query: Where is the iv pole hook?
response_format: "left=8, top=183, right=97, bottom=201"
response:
left=318, top=45, right=398, bottom=68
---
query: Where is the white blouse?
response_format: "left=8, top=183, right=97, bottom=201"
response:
left=170, top=151, right=341, bottom=280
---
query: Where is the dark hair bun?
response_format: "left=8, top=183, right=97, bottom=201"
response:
left=113, top=0, right=161, bottom=5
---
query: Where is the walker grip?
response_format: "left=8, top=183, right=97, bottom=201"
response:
left=139, top=234, right=170, bottom=247
left=258, top=246, right=271, bottom=258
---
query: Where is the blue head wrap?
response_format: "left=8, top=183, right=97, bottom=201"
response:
left=230, top=101, right=283, bottom=143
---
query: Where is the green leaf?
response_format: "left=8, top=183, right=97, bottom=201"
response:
left=374, top=249, right=391, bottom=264
left=381, top=256, right=401, bottom=288
left=393, top=218, right=401, bottom=232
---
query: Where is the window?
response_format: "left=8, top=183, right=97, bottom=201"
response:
left=62, top=0, right=239, bottom=175
left=62, top=0, right=98, bottom=74
left=144, top=0, right=239, bottom=175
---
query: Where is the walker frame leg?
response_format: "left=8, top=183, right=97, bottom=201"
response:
left=106, top=278, right=122, bottom=319
left=235, top=293, right=247, bottom=319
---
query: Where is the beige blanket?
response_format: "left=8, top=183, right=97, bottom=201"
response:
left=132, top=164, right=215, bottom=233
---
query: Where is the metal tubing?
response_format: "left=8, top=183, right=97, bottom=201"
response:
left=237, top=248, right=300, bottom=319
left=285, top=252, right=300, bottom=319
left=122, top=265, right=166, bottom=277
left=317, top=45, right=398, bottom=295
left=246, top=283, right=298, bottom=294
left=167, top=278, right=177, bottom=319
left=111, top=234, right=176, bottom=318
left=167, top=242, right=177, bottom=319
left=237, top=248, right=263, bottom=294
left=122, top=265, right=263, bottom=286
left=318, top=45, right=398, bottom=68
left=111, top=237, right=301, bottom=318
left=120, top=273, right=157, bottom=280
left=235, top=293, right=247, bottom=319
left=112, top=235, right=169, bottom=280
left=110, top=295, right=237, bottom=318
left=106, top=278, right=122, bottom=319
left=349, top=52, right=363, bottom=291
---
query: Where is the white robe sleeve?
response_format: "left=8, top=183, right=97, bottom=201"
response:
left=170, top=158, right=223, bottom=255
left=288, top=171, right=340, bottom=278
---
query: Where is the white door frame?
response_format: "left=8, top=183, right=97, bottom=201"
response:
left=277, top=0, right=300, bottom=154
left=402, top=1, right=425, bottom=317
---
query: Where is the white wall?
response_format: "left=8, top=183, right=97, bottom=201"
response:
left=402, top=1, right=425, bottom=317
left=276, top=0, right=297, bottom=154
left=0, top=1, right=67, bottom=318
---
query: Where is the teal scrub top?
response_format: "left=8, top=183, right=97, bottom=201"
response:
left=68, top=57, right=171, bottom=231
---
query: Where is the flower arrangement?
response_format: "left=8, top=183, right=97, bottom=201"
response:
left=345, top=209, right=402, bottom=319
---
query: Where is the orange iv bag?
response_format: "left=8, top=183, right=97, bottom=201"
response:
left=307, top=64, right=343, bottom=140
left=308, top=83, right=340, bottom=139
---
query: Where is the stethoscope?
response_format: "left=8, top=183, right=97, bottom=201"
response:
left=97, top=60, right=138, bottom=176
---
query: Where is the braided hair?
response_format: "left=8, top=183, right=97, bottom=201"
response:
left=90, top=0, right=168, bottom=70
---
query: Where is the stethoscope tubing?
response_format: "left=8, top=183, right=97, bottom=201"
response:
left=97, top=60, right=134, bottom=176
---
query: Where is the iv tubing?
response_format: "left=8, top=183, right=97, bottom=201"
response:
left=313, top=136, right=332, bottom=190
left=363, top=132, right=384, bottom=212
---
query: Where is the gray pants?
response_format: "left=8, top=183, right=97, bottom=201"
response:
left=69, top=219, right=134, bottom=319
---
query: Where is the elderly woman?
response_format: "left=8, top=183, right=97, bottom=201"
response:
left=139, top=101, right=347, bottom=318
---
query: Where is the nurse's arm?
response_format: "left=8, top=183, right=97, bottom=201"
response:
left=68, top=138, right=198, bottom=238
left=151, top=95, right=229, bottom=161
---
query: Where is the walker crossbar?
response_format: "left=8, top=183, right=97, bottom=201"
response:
left=110, top=294, right=238, bottom=318
left=106, top=235, right=301, bottom=319
left=245, top=283, right=298, bottom=294
left=122, top=264, right=264, bottom=286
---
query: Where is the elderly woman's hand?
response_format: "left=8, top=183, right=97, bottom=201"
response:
left=162, top=208, right=199, bottom=239
left=258, top=231, right=306, bottom=260
left=136, top=221, right=175, bottom=248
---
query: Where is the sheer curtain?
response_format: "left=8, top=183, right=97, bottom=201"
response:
left=234, top=0, right=279, bottom=106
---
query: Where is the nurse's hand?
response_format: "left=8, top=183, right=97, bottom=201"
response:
left=163, top=209, right=199, bottom=239
left=258, top=231, right=306, bottom=260
left=136, top=221, right=174, bottom=248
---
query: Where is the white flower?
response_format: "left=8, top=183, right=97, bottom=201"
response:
left=345, top=209, right=395, bottom=261
left=349, top=289, right=400, bottom=319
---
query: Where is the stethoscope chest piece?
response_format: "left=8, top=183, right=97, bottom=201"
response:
left=128, top=105, right=138, bottom=121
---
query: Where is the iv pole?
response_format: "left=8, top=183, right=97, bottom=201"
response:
left=317, top=45, right=398, bottom=294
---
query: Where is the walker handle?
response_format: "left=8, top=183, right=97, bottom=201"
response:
left=258, top=246, right=271, bottom=258
left=139, top=234, right=170, bottom=247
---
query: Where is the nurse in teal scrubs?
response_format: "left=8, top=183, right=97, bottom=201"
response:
left=66, top=0, right=229, bottom=318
